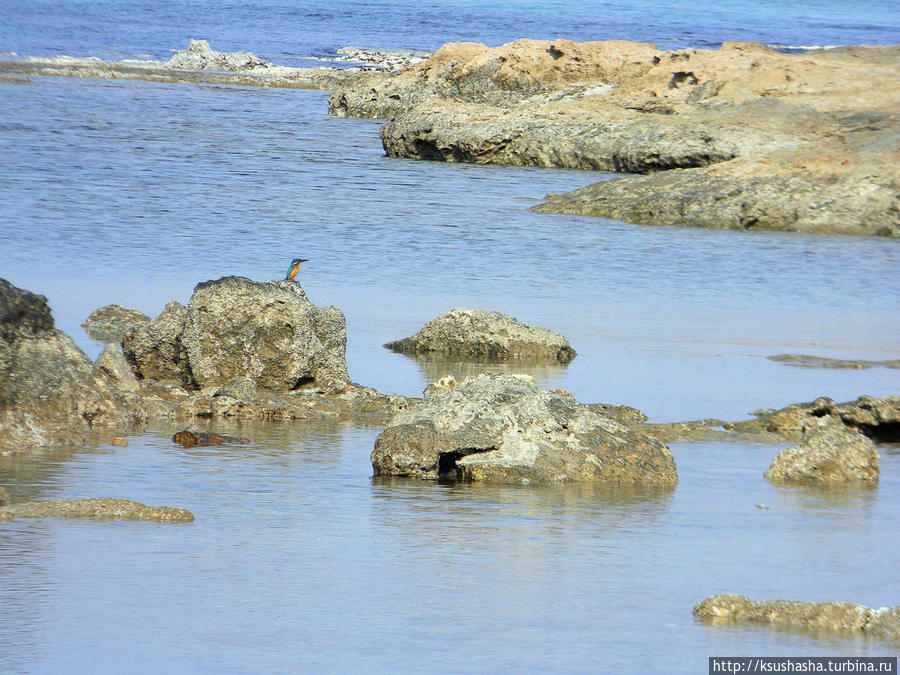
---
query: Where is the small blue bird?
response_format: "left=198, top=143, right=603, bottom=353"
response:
left=285, top=258, right=308, bottom=282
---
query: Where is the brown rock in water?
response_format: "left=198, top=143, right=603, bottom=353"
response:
left=694, top=595, right=900, bottom=641
left=764, top=425, right=879, bottom=482
left=172, top=423, right=250, bottom=448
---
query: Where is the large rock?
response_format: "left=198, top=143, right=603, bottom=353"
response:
left=0, top=279, right=147, bottom=450
left=764, top=426, right=879, bottom=482
left=330, top=39, right=900, bottom=237
left=82, top=304, right=151, bottom=342
left=746, top=395, right=900, bottom=443
left=384, top=307, right=576, bottom=362
left=694, top=595, right=900, bottom=641
left=122, top=300, right=192, bottom=385
left=166, top=38, right=273, bottom=72
left=182, top=276, right=350, bottom=392
left=372, top=373, right=677, bottom=483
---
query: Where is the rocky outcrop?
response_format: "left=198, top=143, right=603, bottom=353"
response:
left=182, top=276, right=350, bottom=392
left=122, top=301, right=192, bottom=385
left=764, top=426, right=879, bottom=482
left=694, top=595, right=900, bottom=641
left=372, top=373, right=677, bottom=484
left=82, top=304, right=150, bottom=342
left=329, top=39, right=900, bottom=237
left=0, top=498, right=194, bottom=522
left=641, top=395, right=900, bottom=444
left=385, top=307, right=576, bottom=362
left=0, top=279, right=147, bottom=451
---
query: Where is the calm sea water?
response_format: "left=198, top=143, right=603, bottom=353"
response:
left=1, top=2, right=899, bottom=672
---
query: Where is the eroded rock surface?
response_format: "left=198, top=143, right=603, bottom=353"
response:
left=385, top=307, right=576, bottom=363
left=764, top=426, right=879, bottom=482
left=0, top=279, right=147, bottom=451
left=694, top=595, right=900, bottom=641
left=372, top=373, right=677, bottom=484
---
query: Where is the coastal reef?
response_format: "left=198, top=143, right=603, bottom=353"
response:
left=384, top=307, right=577, bottom=363
left=372, top=373, right=677, bottom=484
left=694, top=595, right=900, bottom=642
left=329, top=39, right=900, bottom=237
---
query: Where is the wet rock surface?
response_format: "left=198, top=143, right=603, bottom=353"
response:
left=330, top=39, right=900, bottom=237
left=384, top=307, right=576, bottom=363
left=172, top=423, right=250, bottom=448
left=694, top=595, right=900, bottom=641
left=82, top=304, right=151, bottom=342
left=764, top=425, right=880, bottom=482
left=0, top=278, right=147, bottom=451
left=0, top=498, right=194, bottom=522
left=372, top=373, right=677, bottom=484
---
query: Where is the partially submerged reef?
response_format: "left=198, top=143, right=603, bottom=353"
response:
left=694, top=595, right=900, bottom=642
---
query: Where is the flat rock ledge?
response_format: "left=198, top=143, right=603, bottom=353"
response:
left=765, top=425, right=879, bottom=482
left=372, top=373, right=677, bottom=484
left=694, top=595, right=900, bottom=642
left=0, top=498, right=194, bottom=522
left=384, top=307, right=576, bottom=363
left=329, top=39, right=900, bottom=237
left=767, top=354, right=900, bottom=370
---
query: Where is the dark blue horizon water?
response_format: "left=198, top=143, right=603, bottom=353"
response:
left=1, top=2, right=899, bottom=673
left=1, top=0, right=899, bottom=63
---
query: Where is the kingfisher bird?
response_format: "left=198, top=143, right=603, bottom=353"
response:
left=285, top=258, right=308, bottom=282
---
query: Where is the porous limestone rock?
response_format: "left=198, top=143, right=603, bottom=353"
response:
left=166, top=38, right=273, bottom=71
left=764, top=425, right=879, bottom=482
left=694, top=595, right=900, bottom=641
left=182, top=276, right=350, bottom=392
left=0, top=278, right=147, bottom=451
left=384, top=307, right=576, bottom=363
left=372, top=373, right=676, bottom=483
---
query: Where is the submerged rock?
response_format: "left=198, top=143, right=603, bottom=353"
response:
left=82, top=304, right=151, bottom=342
left=384, top=307, right=576, bottom=363
left=0, top=498, right=194, bottom=522
left=0, top=278, right=147, bottom=451
left=694, top=595, right=900, bottom=641
left=172, top=423, right=250, bottom=448
left=764, top=425, right=879, bottom=482
left=372, top=373, right=677, bottom=484
left=767, top=354, right=900, bottom=370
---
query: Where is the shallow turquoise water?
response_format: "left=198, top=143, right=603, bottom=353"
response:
left=1, top=39, right=899, bottom=675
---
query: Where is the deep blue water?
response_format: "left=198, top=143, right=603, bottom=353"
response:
left=1, top=0, right=898, bottom=62
left=0, top=2, right=899, bottom=673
